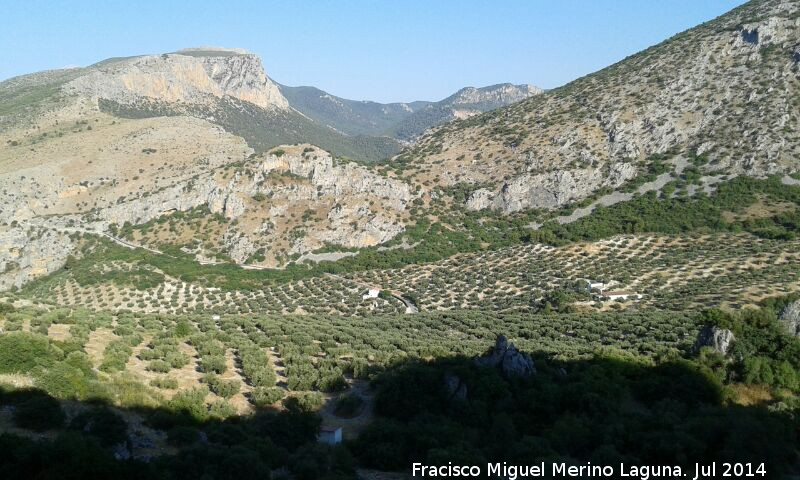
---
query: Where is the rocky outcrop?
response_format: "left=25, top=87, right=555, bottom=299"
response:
left=694, top=326, right=735, bottom=355
left=467, top=163, right=637, bottom=212
left=443, top=373, right=468, bottom=402
left=0, top=145, right=415, bottom=289
left=779, top=300, right=800, bottom=337
left=446, top=84, right=544, bottom=108
left=0, top=226, right=76, bottom=289
left=475, top=335, right=536, bottom=378
left=65, top=49, right=289, bottom=110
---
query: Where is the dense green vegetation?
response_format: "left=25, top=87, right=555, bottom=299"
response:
left=352, top=301, right=800, bottom=475
left=0, top=298, right=798, bottom=478
left=531, top=176, right=800, bottom=244
left=99, top=97, right=402, bottom=164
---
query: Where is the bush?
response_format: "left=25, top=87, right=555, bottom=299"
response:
left=208, top=399, right=237, bottom=419
left=202, top=374, right=240, bottom=399
left=13, top=395, right=66, bottom=432
left=0, top=332, right=57, bottom=373
left=318, top=374, right=348, bottom=393
left=35, top=363, right=107, bottom=400
left=251, top=386, right=285, bottom=407
left=167, top=426, right=203, bottom=447
left=146, top=360, right=173, bottom=373
left=333, top=394, right=363, bottom=418
left=165, top=351, right=190, bottom=369
left=150, top=377, right=179, bottom=389
left=283, top=392, right=323, bottom=412
left=99, top=340, right=133, bottom=373
left=201, top=356, right=227, bottom=374
left=169, top=387, right=210, bottom=421
left=247, top=366, right=277, bottom=387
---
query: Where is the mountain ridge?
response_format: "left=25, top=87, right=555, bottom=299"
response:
left=277, top=81, right=542, bottom=140
left=394, top=0, right=800, bottom=213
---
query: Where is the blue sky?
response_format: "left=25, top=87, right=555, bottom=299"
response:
left=3, top=0, right=746, bottom=103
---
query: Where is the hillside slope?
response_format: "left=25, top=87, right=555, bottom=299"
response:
left=397, top=0, right=800, bottom=212
left=0, top=48, right=403, bottom=163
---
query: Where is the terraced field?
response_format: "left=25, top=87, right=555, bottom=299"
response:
left=351, top=233, right=800, bottom=312
left=0, top=305, right=699, bottom=417
left=18, top=232, right=800, bottom=316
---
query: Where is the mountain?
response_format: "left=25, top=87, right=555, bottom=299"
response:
left=391, top=83, right=544, bottom=140
left=277, top=84, right=430, bottom=137
left=278, top=82, right=542, bottom=140
left=398, top=0, right=800, bottom=212
left=1, top=0, right=799, bottom=297
left=1, top=48, right=403, bottom=164
left=3, top=3, right=800, bottom=476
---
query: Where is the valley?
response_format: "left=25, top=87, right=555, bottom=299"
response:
left=1, top=0, right=800, bottom=478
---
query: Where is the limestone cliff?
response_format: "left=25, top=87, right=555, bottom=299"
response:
left=65, top=48, right=289, bottom=110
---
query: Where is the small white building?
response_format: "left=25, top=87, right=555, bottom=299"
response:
left=602, top=291, right=643, bottom=301
left=362, top=288, right=380, bottom=300
left=318, top=426, right=342, bottom=445
left=211, top=315, right=221, bottom=321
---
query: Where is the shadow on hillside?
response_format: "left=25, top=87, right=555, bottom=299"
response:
left=0, top=349, right=798, bottom=480
left=349, top=351, right=800, bottom=479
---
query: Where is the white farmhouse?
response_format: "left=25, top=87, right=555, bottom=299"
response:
left=602, top=291, right=643, bottom=301
left=318, top=426, right=342, bottom=445
left=362, top=288, right=380, bottom=300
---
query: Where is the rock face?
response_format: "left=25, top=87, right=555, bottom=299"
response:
left=65, top=48, right=289, bottom=110
left=0, top=226, right=76, bottom=289
left=779, top=300, right=800, bottom=337
left=0, top=144, right=414, bottom=288
left=475, top=335, right=536, bottom=378
left=467, top=163, right=638, bottom=212
left=694, top=326, right=735, bottom=355
left=446, top=84, right=544, bottom=109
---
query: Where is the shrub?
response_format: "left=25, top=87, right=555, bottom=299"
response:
left=146, top=360, right=172, bottom=373
left=165, top=351, right=190, bottom=369
left=201, top=356, right=227, bottom=374
left=0, top=332, right=58, bottom=373
left=202, top=374, right=240, bottom=399
left=283, top=392, right=323, bottom=412
left=247, top=366, right=276, bottom=387
left=251, top=386, right=285, bottom=407
left=318, top=374, right=348, bottom=393
left=169, top=387, right=210, bottom=421
left=35, top=363, right=104, bottom=400
left=150, top=377, right=179, bottom=389
left=99, top=340, right=133, bottom=373
left=208, top=399, right=237, bottom=419
left=334, top=394, right=363, bottom=418
left=167, top=426, right=203, bottom=447
left=13, top=395, right=66, bottom=432
left=173, top=319, right=192, bottom=337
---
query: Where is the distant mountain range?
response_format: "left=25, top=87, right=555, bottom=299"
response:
left=0, top=48, right=540, bottom=164
left=278, top=82, right=542, bottom=141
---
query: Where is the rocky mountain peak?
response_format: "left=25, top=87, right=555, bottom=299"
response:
left=64, top=48, right=289, bottom=110
left=448, top=83, right=543, bottom=106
